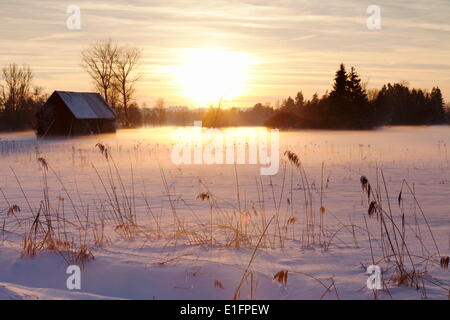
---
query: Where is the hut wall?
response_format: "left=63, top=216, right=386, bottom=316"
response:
left=36, top=95, right=75, bottom=136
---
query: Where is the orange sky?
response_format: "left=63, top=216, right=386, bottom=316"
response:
left=1, top=0, right=449, bottom=108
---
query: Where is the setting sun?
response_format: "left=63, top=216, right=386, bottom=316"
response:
left=173, top=49, right=252, bottom=106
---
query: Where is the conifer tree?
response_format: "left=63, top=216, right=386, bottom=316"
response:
left=328, top=63, right=349, bottom=127
left=430, top=87, right=446, bottom=123
left=295, top=91, right=304, bottom=108
left=330, top=63, right=348, bottom=100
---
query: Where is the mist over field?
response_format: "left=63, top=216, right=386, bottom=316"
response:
left=0, top=126, right=449, bottom=299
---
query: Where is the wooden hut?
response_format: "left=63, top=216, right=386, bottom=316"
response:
left=36, top=91, right=116, bottom=136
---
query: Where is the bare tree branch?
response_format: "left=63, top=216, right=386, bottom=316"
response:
left=81, top=39, right=119, bottom=104
left=112, top=46, right=142, bottom=125
left=1, top=63, right=33, bottom=112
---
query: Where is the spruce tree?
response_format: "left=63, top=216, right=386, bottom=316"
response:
left=283, top=96, right=296, bottom=110
left=328, top=63, right=350, bottom=127
left=347, top=67, right=367, bottom=103
left=330, top=63, right=348, bottom=99
left=430, top=87, right=446, bottom=123
left=295, top=91, right=304, bottom=108
left=347, top=67, right=371, bottom=128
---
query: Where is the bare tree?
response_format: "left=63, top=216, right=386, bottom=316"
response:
left=104, top=81, right=121, bottom=112
left=1, top=64, right=33, bottom=111
left=113, top=46, right=142, bottom=125
left=0, top=84, right=5, bottom=107
left=82, top=39, right=118, bottom=104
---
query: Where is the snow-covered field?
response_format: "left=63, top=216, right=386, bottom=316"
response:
left=0, top=126, right=449, bottom=300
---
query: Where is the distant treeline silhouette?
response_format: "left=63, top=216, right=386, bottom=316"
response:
left=264, top=64, right=448, bottom=129
left=1, top=63, right=449, bottom=131
left=155, top=63, right=449, bottom=129
left=0, top=64, right=48, bottom=132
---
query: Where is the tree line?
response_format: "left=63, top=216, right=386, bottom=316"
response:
left=1, top=56, right=449, bottom=131
left=0, top=64, right=48, bottom=131
left=0, top=40, right=145, bottom=131
left=81, top=39, right=142, bottom=126
left=264, top=64, right=448, bottom=129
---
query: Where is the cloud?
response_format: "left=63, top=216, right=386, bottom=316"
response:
left=0, top=0, right=449, bottom=106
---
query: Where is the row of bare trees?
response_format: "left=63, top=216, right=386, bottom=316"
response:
left=0, top=64, right=47, bottom=130
left=0, top=40, right=144, bottom=130
left=82, top=40, right=142, bottom=126
left=1, top=64, right=34, bottom=112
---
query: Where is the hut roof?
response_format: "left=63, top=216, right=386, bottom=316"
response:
left=51, top=91, right=116, bottom=120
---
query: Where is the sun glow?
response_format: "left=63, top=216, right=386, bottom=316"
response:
left=174, top=49, right=252, bottom=106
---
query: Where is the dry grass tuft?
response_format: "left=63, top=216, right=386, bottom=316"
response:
left=7, top=205, right=20, bottom=217
left=440, top=256, right=449, bottom=270
left=368, top=201, right=379, bottom=218
left=287, top=217, right=297, bottom=225
left=360, top=176, right=371, bottom=197
left=273, top=270, right=288, bottom=286
left=37, top=157, right=48, bottom=171
left=196, top=192, right=211, bottom=201
left=95, top=143, right=109, bottom=159
left=69, top=245, right=95, bottom=268
left=284, top=151, right=300, bottom=168
left=357, top=170, right=450, bottom=298
left=214, top=280, right=225, bottom=290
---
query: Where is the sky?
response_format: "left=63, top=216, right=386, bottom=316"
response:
left=1, top=0, right=449, bottom=108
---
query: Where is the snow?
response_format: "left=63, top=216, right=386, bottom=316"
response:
left=56, top=91, right=116, bottom=119
left=0, top=126, right=449, bottom=300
